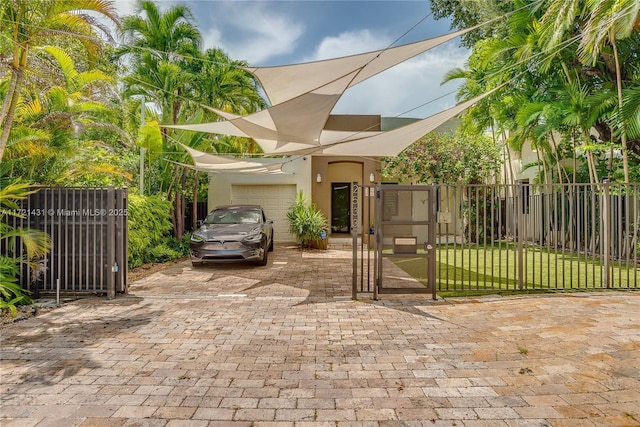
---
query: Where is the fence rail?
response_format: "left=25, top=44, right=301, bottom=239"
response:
left=3, top=187, right=128, bottom=298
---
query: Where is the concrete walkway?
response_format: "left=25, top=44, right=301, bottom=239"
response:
left=1, top=244, right=639, bottom=426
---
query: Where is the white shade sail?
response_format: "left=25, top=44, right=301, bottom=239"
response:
left=310, top=92, right=491, bottom=156
left=245, top=27, right=477, bottom=106
left=258, top=91, right=492, bottom=156
left=166, top=27, right=482, bottom=153
left=180, top=144, right=288, bottom=174
left=169, top=24, right=494, bottom=167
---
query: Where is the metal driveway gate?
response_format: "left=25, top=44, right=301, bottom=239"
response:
left=4, top=187, right=128, bottom=298
left=352, top=184, right=437, bottom=299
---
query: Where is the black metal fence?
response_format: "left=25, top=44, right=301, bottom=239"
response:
left=3, top=187, right=128, bottom=298
left=354, top=182, right=639, bottom=295
left=435, top=182, right=639, bottom=291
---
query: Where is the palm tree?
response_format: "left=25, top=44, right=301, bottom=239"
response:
left=0, top=0, right=119, bottom=161
left=539, top=0, right=640, bottom=182
left=118, top=0, right=202, bottom=239
left=119, top=0, right=201, bottom=62
left=119, top=4, right=268, bottom=239
left=4, top=45, right=131, bottom=185
left=189, top=48, right=266, bottom=115
left=119, top=0, right=201, bottom=126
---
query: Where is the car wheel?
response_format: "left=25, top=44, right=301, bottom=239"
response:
left=256, top=241, right=268, bottom=266
left=268, top=232, right=274, bottom=252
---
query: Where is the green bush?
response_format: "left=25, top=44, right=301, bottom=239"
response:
left=286, top=191, right=328, bottom=249
left=0, top=180, right=50, bottom=316
left=148, top=244, right=182, bottom=263
left=127, top=194, right=186, bottom=268
left=0, top=256, right=32, bottom=317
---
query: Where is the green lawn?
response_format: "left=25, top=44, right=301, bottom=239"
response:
left=388, top=243, right=638, bottom=296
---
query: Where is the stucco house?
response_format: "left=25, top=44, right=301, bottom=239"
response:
left=206, top=115, right=382, bottom=242
left=205, top=115, right=462, bottom=243
left=170, top=29, right=491, bottom=243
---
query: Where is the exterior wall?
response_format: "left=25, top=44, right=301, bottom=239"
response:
left=207, top=157, right=310, bottom=242
left=325, top=115, right=381, bottom=131
left=500, top=129, right=575, bottom=185
left=207, top=155, right=381, bottom=240
left=207, top=156, right=311, bottom=212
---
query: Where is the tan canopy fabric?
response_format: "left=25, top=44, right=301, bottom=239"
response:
left=166, top=27, right=482, bottom=154
left=249, top=91, right=492, bottom=156
left=305, top=92, right=491, bottom=156
left=171, top=25, right=493, bottom=167
left=180, top=145, right=288, bottom=174
left=244, top=27, right=477, bottom=106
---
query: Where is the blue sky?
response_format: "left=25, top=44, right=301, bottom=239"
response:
left=114, top=0, right=469, bottom=118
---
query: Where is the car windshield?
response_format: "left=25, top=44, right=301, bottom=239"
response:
left=205, top=209, right=261, bottom=225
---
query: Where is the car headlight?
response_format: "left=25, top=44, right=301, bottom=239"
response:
left=242, top=233, right=262, bottom=244
left=190, top=234, right=205, bottom=243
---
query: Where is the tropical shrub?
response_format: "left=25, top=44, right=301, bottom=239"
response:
left=127, top=194, right=186, bottom=268
left=0, top=259, right=30, bottom=317
left=0, top=180, right=51, bottom=317
left=286, top=191, right=328, bottom=249
left=382, top=131, right=502, bottom=185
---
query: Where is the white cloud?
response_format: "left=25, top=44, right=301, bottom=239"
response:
left=307, top=29, right=391, bottom=61
left=112, top=0, right=139, bottom=18
left=332, top=41, right=470, bottom=118
left=299, top=30, right=470, bottom=118
left=201, top=3, right=304, bottom=64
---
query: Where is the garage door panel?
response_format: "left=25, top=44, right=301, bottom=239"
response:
left=232, top=185, right=296, bottom=242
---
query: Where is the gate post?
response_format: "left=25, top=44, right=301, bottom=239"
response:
left=106, top=187, right=116, bottom=299
left=429, top=184, right=437, bottom=300
left=373, top=184, right=380, bottom=301
left=517, top=181, right=524, bottom=290
left=351, top=182, right=359, bottom=300
left=603, top=180, right=610, bottom=288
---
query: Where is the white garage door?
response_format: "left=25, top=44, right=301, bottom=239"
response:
left=231, top=185, right=297, bottom=242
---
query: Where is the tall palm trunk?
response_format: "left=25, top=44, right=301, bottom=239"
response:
left=175, top=166, right=187, bottom=241
left=0, top=67, right=20, bottom=126
left=549, top=133, right=567, bottom=183
left=611, top=32, right=630, bottom=183
left=192, top=171, right=200, bottom=230
left=535, top=148, right=544, bottom=183
left=0, top=67, right=24, bottom=161
left=583, top=131, right=599, bottom=184
left=502, top=131, right=515, bottom=186
left=572, top=134, right=578, bottom=183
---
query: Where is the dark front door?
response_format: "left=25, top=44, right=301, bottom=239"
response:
left=331, top=183, right=350, bottom=233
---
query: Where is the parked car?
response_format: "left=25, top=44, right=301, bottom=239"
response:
left=190, top=205, right=274, bottom=267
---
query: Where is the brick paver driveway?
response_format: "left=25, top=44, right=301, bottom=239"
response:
left=1, top=244, right=639, bottom=426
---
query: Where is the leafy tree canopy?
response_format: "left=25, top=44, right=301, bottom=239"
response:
left=382, top=130, right=502, bottom=185
left=431, top=0, right=640, bottom=183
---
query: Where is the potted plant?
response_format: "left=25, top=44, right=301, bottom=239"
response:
left=286, top=191, right=328, bottom=249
